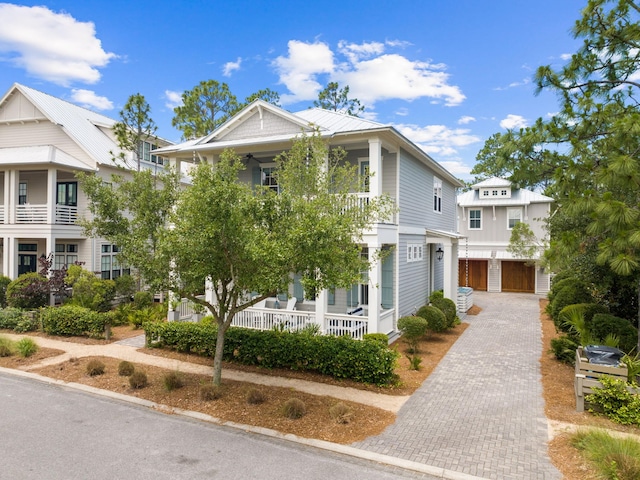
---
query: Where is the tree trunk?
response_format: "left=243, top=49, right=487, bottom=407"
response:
left=212, top=322, right=228, bottom=386
left=637, top=278, right=640, bottom=353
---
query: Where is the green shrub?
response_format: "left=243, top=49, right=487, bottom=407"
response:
left=246, top=388, right=266, bottom=405
left=14, top=313, right=39, bottom=333
left=133, top=291, right=154, bottom=310
left=15, top=337, right=38, bottom=357
left=397, top=315, right=428, bottom=353
left=417, top=305, right=448, bottom=333
left=0, top=307, right=27, bottom=330
left=6, top=273, right=49, bottom=309
left=162, top=371, right=184, bottom=391
left=329, top=402, right=353, bottom=424
left=586, top=376, right=640, bottom=426
left=115, top=274, right=136, bottom=300
left=144, top=322, right=399, bottom=386
left=0, top=336, right=14, bottom=357
left=571, top=429, right=640, bottom=480
left=86, top=359, right=105, bottom=376
left=199, top=384, right=223, bottom=401
left=549, top=281, right=593, bottom=327
left=282, top=398, right=306, bottom=419
left=589, top=314, right=638, bottom=354
left=548, top=276, right=578, bottom=303
left=429, top=290, right=444, bottom=301
left=118, top=360, right=135, bottom=376
left=40, top=305, right=108, bottom=338
left=363, top=333, right=388, bottom=347
left=0, top=275, right=11, bottom=308
left=128, top=304, right=164, bottom=329
left=129, top=370, right=148, bottom=389
left=66, top=265, right=116, bottom=312
left=550, top=335, right=579, bottom=364
left=430, top=297, right=457, bottom=328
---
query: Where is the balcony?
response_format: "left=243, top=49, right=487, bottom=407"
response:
left=13, top=204, right=78, bottom=225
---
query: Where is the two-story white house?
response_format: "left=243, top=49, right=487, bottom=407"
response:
left=456, top=177, right=553, bottom=294
left=0, top=83, right=170, bottom=280
left=156, top=100, right=464, bottom=337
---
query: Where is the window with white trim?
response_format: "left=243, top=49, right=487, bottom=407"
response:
left=55, top=244, right=78, bottom=270
left=138, top=141, right=167, bottom=165
left=101, top=244, right=130, bottom=280
left=469, top=209, right=482, bottom=229
left=507, top=208, right=522, bottom=229
left=407, top=243, right=424, bottom=262
left=433, top=177, right=442, bottom=213
left=261, top=166, right=279, bottom=193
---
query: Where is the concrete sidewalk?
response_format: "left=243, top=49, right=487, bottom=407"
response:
left=354, top=292, right=561, bottom=479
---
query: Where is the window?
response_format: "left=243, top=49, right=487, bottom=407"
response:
left=482, top=190, right=489, bottom=196
left=501, top=190, right=507, bottom=196
left=507, top=208, right=522, bottom=229
left=101, top=244, right=129, bottom=279
left=54, top=243, right=78, bottom=270
left=359, top=159, right=370, bottom=193
left=261, top=167, right=279, bottom=192
left=347, top=248, right=369, bottom=307
left=407, top=243, right=424, bottom=263
left=469, top=209, right=482, bottom=229
left=57, top=182, right=77, bottom=206
left=18, top=182, right=27, bottom=205
left=492, top=190, right=498, bottom=196
left=433, top=177, right=442, bottom=213
left=138, top=141, right=166, bottom=165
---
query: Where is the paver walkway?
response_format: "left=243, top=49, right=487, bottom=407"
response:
left=354, top=292, right=561, bottom=480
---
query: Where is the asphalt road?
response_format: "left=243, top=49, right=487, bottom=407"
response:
left=0, top=373, right=436, bottom=480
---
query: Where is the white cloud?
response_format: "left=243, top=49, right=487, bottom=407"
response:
left=500, top=114, right=528, bottom=130
left=70, top=89, right=113, bottom=110
left=273, top=40, right=334, bottom=103
left=560, top=53, right=572, bottom=60
left=437, top=159, right=472, bottom=176
left=273, top=40, right=465, bottom=107
left=164, top=90, right=183, bottom=110
left=458, top=115, right=475, bottom=125
left=0, top=4, right=116, bottom=86
left=394, top=123, right=481, bottom=159
left=222, top=57, right=242, bottom=77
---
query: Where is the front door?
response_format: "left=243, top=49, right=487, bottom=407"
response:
left=18, top=254, right=37, bottom=275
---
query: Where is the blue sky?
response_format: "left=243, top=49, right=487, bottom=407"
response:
left=0, top=1, right=585, bottom=180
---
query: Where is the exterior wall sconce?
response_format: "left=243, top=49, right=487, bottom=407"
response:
left=436, top=247, right=444, bottom=261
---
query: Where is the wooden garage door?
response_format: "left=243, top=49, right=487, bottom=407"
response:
left=501, top=261, right=535, bottom=293
left=458, top=259, right=487, bottom=291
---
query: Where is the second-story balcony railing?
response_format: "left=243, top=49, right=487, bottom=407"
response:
left=344, top=193, right=397, bottom=225
left=14, top=204, right=78, bottom=225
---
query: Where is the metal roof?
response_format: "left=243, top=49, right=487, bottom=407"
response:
left=457, top=186, right=553, bottom=207
left=5, top=84, right=135, bottom=169
left=294, top=108, right=386, bottom=133
left=0, top=145, right=94, bottom=171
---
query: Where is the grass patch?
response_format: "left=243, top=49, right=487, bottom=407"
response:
left=571, top=429, right=640, bottom=480
left=0, top=336, right=14, bottom=357
left=15, top=337, right=38, bottom=358
left=86, top=359, right=106, bottom=376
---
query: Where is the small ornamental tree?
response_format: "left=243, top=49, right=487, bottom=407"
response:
left=6, top=273, right=49, bottom=309
left=80, top=132, right=393, bottom=385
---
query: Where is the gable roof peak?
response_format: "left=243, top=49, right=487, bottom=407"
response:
left=472, top=176, right=512, bottom=190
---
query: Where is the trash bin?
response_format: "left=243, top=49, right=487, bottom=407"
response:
left=583, top=345, right=624, bottom=366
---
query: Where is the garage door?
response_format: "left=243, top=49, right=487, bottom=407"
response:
left=501, top=261, right=535, bottom=293
left=458, top=259, right=487, bottom=291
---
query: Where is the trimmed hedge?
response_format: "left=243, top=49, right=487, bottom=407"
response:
left=144, top=322, right=399, bottom=386
left=416, top=305, right=448, bottom=333
left=590, top=313, right=638, bottom=354
left=550, top=281, right=593, bottom=328
left=40, top=305, right=111, bottom=338
left=0, top=308, right=28, bottom=330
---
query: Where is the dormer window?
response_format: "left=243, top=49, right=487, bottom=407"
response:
left=482, top=190, right=489, bottom=196
left=501, top=190, right=507, bottom=196
left=492, top=190, right=498, bottom=196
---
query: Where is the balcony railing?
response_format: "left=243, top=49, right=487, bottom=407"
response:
left=55, top=204, right=78, bottom=225
left=14, top=204, right=78, bottom=225
left=16, top=204, right=47, bottom=223
left=344, top=193, right=397, bottom=225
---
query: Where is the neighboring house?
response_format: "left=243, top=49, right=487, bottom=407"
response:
left=456, top=177, right=553, bottom=294
left=0, top=83, right=170, bottom=280
left=156, top=100, right=464, bottom=337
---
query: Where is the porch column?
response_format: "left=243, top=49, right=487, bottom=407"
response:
left=9, top=170, right=18, bottom=224
left=368, top=138, right=382, bottom=199
left=441, top=239, right=457, bottom=303
left=8, top=237, right=17, bottom=279
left=2, top=236, right=9, bottom=277
left=315, top=289, right=327, bottom=329
left=3, top=170, right=10, bottom=224
left=47, top=168, right=57, bottom=224
left=367, top=242, right=381, bottom=334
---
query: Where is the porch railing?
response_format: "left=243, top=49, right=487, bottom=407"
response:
left=0, top=207, right=4, bottom=224
left=345, top=193, right=397, bottom=225
left=232, top=308, right=314, bottom=332
left=324, top=313, right=369, bottom=340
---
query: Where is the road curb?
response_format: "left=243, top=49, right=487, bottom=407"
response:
left=0, top=366, right=489, bottom=480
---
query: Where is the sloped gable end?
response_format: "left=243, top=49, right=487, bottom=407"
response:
left=217, top=108, right=312, bottom=143
left=0, top=89, right=47, bottom=122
